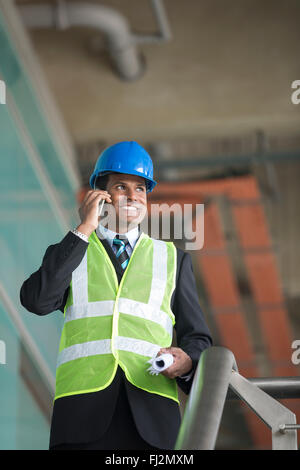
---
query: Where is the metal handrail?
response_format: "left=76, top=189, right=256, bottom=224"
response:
left=227, top=376, right=300, bottom=400
left=175, top=346, right=299, bottom=450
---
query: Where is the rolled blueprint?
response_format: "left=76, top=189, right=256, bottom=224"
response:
left=147, top=353, right=174, bottom=375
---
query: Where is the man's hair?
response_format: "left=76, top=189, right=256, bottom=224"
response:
left=94, top=174, right=110, bottom=191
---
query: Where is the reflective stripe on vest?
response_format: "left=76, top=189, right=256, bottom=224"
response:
left=64, top=298, right=173, bottom=338
left=54, top=232, right=178, bottom=403
left=57, top=337, right=161, bottom=368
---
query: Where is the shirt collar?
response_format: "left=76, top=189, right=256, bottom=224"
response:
left=97, top=223, right=139, bottom=249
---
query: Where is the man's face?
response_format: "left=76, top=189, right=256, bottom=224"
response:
left=104, top=173, right=148, bottom=232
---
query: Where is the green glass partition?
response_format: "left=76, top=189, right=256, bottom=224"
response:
left=0, top=7, right=80, bottom=450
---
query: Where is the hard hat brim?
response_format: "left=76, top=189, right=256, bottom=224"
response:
left=90, top=169, right=157, bottom=193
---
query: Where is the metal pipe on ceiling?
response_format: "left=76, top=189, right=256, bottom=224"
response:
left=18, top=0, right=172, bottom=81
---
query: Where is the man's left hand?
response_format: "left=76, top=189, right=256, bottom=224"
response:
left=158, top=347, right=192, bottom=379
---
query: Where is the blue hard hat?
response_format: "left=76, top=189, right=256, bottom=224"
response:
left=89, top=141, right=157, bottom=192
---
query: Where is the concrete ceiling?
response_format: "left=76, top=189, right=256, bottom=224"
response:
left=15, top=0, right=300, bottom=148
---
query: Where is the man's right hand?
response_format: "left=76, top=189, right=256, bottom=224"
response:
left=76, top=190, right=112, bottom=238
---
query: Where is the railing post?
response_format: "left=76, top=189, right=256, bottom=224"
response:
left=175, top=346, right=236, bottom=450
left=229, top=370, right=298, bottom=450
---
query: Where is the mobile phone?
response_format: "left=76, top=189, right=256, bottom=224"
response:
left=94, top=179, right=106, bottom=217
left=98, top=199, right=105, bottom=216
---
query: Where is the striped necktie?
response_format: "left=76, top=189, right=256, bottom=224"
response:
left=112, top=235, right=130, bottom=270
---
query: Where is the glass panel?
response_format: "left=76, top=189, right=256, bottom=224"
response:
left=0, top=303, right=50, bottom=449
left=0, top=7, right=79, bottom=449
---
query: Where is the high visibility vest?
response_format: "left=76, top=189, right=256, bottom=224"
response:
left=54, top=231, right=179, bottom=403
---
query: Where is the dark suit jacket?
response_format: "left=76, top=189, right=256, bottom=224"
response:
left=20, top=231, right=212, bottom=449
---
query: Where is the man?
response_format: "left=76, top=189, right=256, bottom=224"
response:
left=20, top=141, right=212, bottom=450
